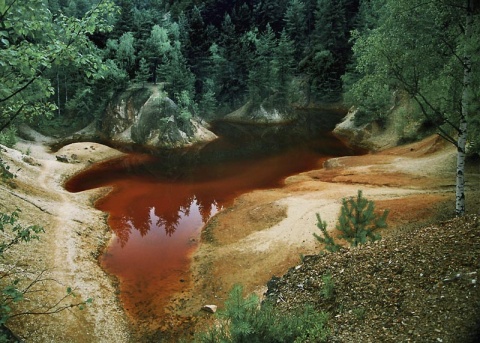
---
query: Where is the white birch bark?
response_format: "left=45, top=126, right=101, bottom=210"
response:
left=456, top=1, right=473, bottom=216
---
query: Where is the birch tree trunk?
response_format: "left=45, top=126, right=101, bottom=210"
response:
left=456, top=0, right=474, bottom=216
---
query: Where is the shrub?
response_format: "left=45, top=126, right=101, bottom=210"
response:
left=314, top=190, right=389, bottom=250
left=0, top=127, right=17, bottom=148
left=320, top=273, right=335, bottom=300
left=194, top=284, right=329, bottom=343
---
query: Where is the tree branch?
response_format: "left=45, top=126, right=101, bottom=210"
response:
left=0, top=0, right=108, bottom=105
left=0, top=104, right=24, bottom=133
left=0, top=0, right=19, bottom=23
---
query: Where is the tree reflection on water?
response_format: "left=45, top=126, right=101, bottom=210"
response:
left=115, top=196, right=221, bottom=247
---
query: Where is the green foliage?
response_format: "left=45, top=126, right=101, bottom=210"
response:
left=344, top=0, right=480, bottom=153
left=284, top=0, right=307, bottom=59
left=194, top=284, right=329, bottom=343
left=314, top=190, right=388, bottom=250
left=135, top=58, right=150, bottom=88
left=0, top=0, right=118, bottom=131
left=176, top=90, right=196, bottom=123
left=337, top=190, right=388, bottom=247
left=115, top=32, right=136, bottom=75
left=320, top=272, right=335, bottom=300
left=0, top=209, right=44, bottom=256
left=245, top=25, right=278, bottom=104
left=0, top=127, right=17, bottom=148
left=313, top=214, right=340, bottom=253
left=199, top=78, right=217, bottom=119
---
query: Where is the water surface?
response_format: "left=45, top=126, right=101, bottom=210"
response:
left=65, top=118, right=355, bottom=321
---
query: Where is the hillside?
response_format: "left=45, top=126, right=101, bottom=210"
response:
left=164, top=134, right=480, bottom=341
left=266, top=214, right=480, bottom=342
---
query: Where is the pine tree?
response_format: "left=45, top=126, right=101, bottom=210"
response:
left=314, top=190, right=389, bottom=250
left=313, top=214, right=341, bottom=252
left=116, top=32, right=136, bottom=77
left=135, top=58, right=150, bottom=88
left=284, top=0, right=307, bottom=59
left=273, top=30, right=295, bottom=103
left=246, top=25, right=277, bottom=104
left=336, top=190, right=388, bottom=247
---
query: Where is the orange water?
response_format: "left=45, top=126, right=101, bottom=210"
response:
left=65, top=131, right=353, bottom=321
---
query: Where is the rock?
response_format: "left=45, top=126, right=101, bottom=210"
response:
left=333, top=108, right=381, bottom=151
left=224, top=100, right=296, bottom=124
left=101, top=86, right=216, bottom=149
left=22, top=156, right=41, bottom=166
left=202, top=305, right=217, bottom=313
left=56, top=154, right=69, bottom=163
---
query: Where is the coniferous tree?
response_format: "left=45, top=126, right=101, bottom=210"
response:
left=274, top=30, right=295, bottom=103
left=314, top=214, right=341, bottom=252
left=135, top=58, right=150, bottom=88
left=336, top=190, right=388, bottom=247
left=113, top=0, right=135, bottom=38
left=314, top=190, right=389, bottom=249
left=284, top=0, right=308, bottom=59
left=198, top=78, right=217, bottom=119
left=145, top=25, right=172, bottom=84
left=246, top=25, right=277, bottom=104
left=116, top=32, right=136, bottom=77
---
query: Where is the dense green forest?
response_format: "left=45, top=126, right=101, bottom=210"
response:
left=1, top=0, right=478, bottom=133
left=0, top=0, right=479, bottom=207
left=0, top=0, right=363, bottom=131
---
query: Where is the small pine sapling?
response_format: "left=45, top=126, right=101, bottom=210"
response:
left=314, top=190, right=389, bottom=252
left=313, top=214, right=341, bottom=252
left=336, top=190, right=389, bottom=247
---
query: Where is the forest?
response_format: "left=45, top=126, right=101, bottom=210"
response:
left=1, top=0, right=479, bottom=149
left=1, top=0, right=480, bottom=341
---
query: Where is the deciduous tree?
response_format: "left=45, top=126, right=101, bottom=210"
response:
left=346, top=0, right=480, bottom=216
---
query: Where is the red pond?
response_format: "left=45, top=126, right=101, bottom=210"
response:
left=65, top=124, right=354, bottom=323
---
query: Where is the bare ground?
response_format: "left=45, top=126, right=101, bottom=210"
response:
left=163, top=135, right=480, bottom=341
left=1, top=132, right=479, bottom=342
left=1, top=129, right=131, bottom=342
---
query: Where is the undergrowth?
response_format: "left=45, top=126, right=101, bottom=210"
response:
left=192, top=284, right=329, bottom=343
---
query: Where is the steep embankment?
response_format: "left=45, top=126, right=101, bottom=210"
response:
left=266, top=213, right=480, bottom=343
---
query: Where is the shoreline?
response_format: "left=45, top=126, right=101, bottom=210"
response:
left=2, top=132, right=477, bottom=341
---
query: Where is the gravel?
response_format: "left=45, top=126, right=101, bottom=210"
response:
left=265, top=215, right=480, bottom=343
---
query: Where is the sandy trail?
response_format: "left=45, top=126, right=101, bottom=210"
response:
left=1, top=131, right=131, bottom=342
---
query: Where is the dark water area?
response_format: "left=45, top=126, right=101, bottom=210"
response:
left=65, top=114, right=357, bottom=323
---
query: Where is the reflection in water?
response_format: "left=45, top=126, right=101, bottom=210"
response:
left=65, top=118, right=358, bottom=324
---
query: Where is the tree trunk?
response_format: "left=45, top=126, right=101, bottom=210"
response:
left=57, top=71, right=61, bottom=117
left=456, top=1, right=474, bottom=216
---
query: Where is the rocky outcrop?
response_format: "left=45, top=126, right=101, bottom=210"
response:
left=101, top=86, right=216, bottom=148
left=223, top=100, right=296, bottom=124
left=333, top=108, right=399, bottom=151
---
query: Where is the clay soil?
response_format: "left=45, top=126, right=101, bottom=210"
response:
left=1, top=131, right=479, bottom=342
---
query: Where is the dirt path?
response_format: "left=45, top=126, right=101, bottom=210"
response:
left=1, top=133, right=132, bottom=342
